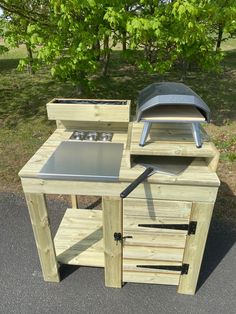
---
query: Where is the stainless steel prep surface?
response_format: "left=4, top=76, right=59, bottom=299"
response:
left=38, top=141, right=123, bottom=182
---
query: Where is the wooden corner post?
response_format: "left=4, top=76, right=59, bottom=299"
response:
left=178, top=202, right=214, bottom=295
left=25, top=193, right=60, bottom=282
left=102, top=196, right=122, bottom=288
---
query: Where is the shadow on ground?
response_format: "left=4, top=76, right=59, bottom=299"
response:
left=197, top=181, right=236, bottom=291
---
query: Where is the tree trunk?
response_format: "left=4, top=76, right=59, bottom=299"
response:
left=122, top=30, right=127, bottom=51
left=102, top=35, right=110, bottom=76
left=92, top=38, right=101, bottom=61
left=25, top=43, right=34, bottom=74
left=216, top=24, right=224, bottom=50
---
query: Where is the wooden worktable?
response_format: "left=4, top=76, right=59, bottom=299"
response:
left=19, top=122, right=220, bottom=295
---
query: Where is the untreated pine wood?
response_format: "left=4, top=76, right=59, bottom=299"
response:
left=71, top=195, right=78, bottom=208
left=123, top=198, right=192, bottom=218
left=54, top=208, right=104, bottom=267
left=21, top=178, right=219, bottom=202
left=102, top=196, right=122, bottom=288
left=47, top=99, right=131, bottom=123
left=123, top=270, right=180, bottom=286
left=25, top=193, right=60, bottom=282
left=177, top=202, right=215, bottom=295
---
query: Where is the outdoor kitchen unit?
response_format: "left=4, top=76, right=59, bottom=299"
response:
left=19, top=86, right=220, bottom=295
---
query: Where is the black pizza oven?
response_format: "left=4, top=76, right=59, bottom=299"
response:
left=136, top=82, right=211, bottom=148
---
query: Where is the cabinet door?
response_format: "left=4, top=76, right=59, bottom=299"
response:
left=123, top=198, right=192, bottom=285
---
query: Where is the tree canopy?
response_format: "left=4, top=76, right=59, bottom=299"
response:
left=0, top=0, right=236, bottom=87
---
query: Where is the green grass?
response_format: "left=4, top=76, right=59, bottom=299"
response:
left=0, top=42, right=236, bottom=192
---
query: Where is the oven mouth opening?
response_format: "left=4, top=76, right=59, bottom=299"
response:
left=139, top=104, right=206, bottom=122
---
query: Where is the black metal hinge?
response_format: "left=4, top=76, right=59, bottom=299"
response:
left=137, top=263, right=189, bottom=275
left=138, top=221, right=197, bottom=235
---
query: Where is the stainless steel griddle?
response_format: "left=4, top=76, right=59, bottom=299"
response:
left=38, top=141, right=123, bottom=182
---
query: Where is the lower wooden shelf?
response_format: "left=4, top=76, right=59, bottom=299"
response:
left=54, top=208, right=104, bottom=267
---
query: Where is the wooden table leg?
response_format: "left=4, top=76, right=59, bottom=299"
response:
left=71, top=195, right=78, bottom=208
left=178, top=202, right=214, bottom=295
left=25, top=193, right=60, bottom=282
left=102, top=196, right=122, bottom=288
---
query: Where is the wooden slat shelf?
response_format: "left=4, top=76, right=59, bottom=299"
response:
left=54, top=208, right=104, bottom=267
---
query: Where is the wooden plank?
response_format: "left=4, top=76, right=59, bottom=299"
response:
left=123, top=246, right=184, bottom=261
left=47, top=99, right=131, bottom=122
left=21, top=178, right=219, bottom=202
left=123, top=271, right=180, bottom=285
left=18, top=128, right=220, bottom=187
left=130, top=141, right=215, bottom=158
left=177, top=202, right=215, bottom=295
left=123, top=199, right=192, bottom=218
left=55, top=121, right=129, bottom=131
left=130, top=122, right=215, bottom=157
left=141, top=105, right=205, bottom=122
left=119, top=162, right=220, bottom=187
left=25, top=193, right=60, bottom=282
left=54, top=208, right=104, bottom=267
left=123, top=232, right=187, bottom=248
left=71, top=195, right=78, bottom=208
left=206, top=143, right=220, bottom=172
left=102, top=196, right=122, bottom=288
left=124, top=121, right=133, bottom=168
left=131, top=122, right=209, bottom=141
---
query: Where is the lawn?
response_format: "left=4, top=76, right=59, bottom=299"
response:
left=0, top=41, right=236, bottom=224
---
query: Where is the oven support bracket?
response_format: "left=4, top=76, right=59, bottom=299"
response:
left=139, top=121, right=152, bottom=147
left=139, top=121, right=202, bottom=148
left=191, top=122, right=202, bottom=148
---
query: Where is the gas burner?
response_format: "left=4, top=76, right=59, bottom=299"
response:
left=73, top=131, right=85, bottom=140
left=85, top=132, right=98, bottom=141
left=70, top=130, right=113, bottom=142
left=99, top=132, right=113, bottom=142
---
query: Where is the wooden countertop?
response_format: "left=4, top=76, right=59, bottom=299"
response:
left=19, top=126, right=220, bottom=187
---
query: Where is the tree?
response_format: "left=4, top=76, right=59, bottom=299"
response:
left=1, top=0, right=235, bottom=86
left=124, top=0, right=225, bottom=74
left=0, top=0, right=50, bottom=74
left=206, top=0, right=236, bottom=50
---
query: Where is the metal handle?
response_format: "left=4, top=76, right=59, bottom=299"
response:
left=120, top=167, right=153, bottom=199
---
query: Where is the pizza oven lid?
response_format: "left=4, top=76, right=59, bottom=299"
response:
left=136, top=82, right=210, bottom=122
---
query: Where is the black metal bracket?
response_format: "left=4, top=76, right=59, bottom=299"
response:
left=188, top=221, right=197, bottom=235
left=138, top=221, right=197, bottom=235
left=137, top=263, right=189, bottom=275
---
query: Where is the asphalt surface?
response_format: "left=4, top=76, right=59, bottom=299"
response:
left=0, top=192, right=236, bottom=314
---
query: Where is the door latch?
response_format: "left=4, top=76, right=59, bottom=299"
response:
left=114, top=232, right=132, bottom=245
